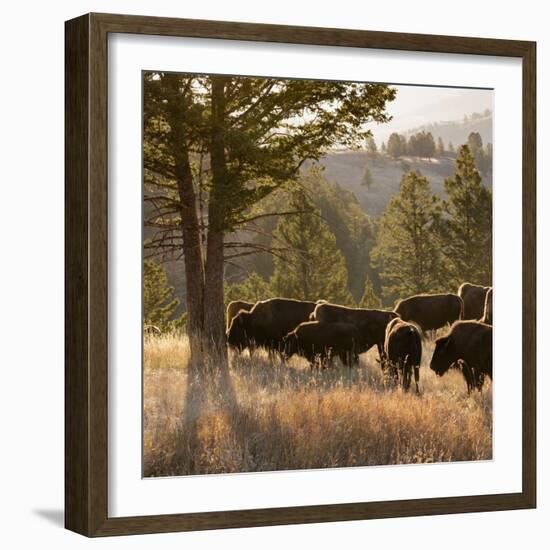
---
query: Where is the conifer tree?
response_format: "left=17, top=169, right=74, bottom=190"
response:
left=143, top=260, right=181, bottom=331
left=270, top=188, right=354, bottom=305
left=436, top=136, right=445, bottom=156
left=366, top=136, right=378, bottom=155
left=387, top=132, right=406, bottom=159
left=441, top=145, right=492, bottom=286
left=358, top=275, right=382, bottom=309
left=371, top=171, right=446, bottom=301
left=143, top=73, right=396, bottom=358
left=362, top=164, right=373, bottom=187
left=467, top=132, right=488, bottom=175
left=467, top=132, right=483, bottom=157
left=408, top=131, right=436, bottom=159
left=301, top=169, right=375, bottom=302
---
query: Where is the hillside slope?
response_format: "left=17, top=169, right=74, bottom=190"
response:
left=313, top=151, right=492, bottom=217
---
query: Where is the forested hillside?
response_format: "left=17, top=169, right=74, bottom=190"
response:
left=144, top=101, right=493, bottom=323
left=311, top=150, right=488, bottom=217
left=147, top=144, right=492, bottom=319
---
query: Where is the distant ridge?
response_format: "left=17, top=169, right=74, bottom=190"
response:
left=402, top=111, right=493, bottom=149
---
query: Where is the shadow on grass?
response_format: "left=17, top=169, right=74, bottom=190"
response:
left=177, top=348, right=272, bottom=476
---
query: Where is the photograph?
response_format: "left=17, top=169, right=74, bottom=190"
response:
left=142, top=72, right=494, bottom=478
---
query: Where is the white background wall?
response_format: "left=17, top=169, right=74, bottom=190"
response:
left=0, top=1, right=546, bottom=547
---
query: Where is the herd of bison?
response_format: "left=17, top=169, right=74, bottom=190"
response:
left=225, top=283, right=493, bottom=394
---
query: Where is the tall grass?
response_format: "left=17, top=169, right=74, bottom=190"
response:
left=143, top=333, right=492, bottom=477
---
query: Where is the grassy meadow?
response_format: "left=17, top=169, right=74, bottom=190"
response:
left=143, top=333, right=492, bottom=477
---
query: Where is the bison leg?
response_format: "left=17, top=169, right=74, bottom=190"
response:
left=395, top=359, right=402, bottom=386
left=318, top=352, right=330, bottom=370
left=475, top=372, right=485, bottom=392
left=414, top=365, right=420, bottom=394
left=458, top=360, right=476, bottom=395
left=377, top=342, right=386, bottom=363
left=341, top=350, right=358, bottom=368
left=323, top=348, right=333, bottom=369
left=402, top=355, right=412, bottom=391
left=339, top=351, right=350, bottom=367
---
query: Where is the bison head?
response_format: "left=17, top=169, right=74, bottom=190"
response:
left=281, top=332, right=299, bottom=359
left=430, top=336, right=455, bottom=376
left=226, top=311, right=250, bottom=350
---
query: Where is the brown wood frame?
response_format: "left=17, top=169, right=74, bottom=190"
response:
left=65, top=12, right=537, bottom=537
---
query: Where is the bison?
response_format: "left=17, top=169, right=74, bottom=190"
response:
left=312, top=303, right=398, bottom=360
left=430, top=320, right=492, bottom=393
left=144, top=324, right=161, bottom=336
left=383, top=318, right=422, bottom=392
left=394, top=293, right=463, bottom=332
left=458, top=282, right=491, bottom=320
left=482, top=287, right=493, bottom=325
left=225, top=300, right=255, bottom=331
left=226, top=297, right=317, bottom=356
left=282, top=320, right=361, bottom=367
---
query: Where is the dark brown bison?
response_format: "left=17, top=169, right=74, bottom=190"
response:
left=482, top=287, right=493, bottom=325
left=226, top=298, right=317, bottom=355
left=394, top=293, right=463, bottom=332
left=144, top=324, right=161, bottom=336
left=458, top=283, right=491, bottom=320
left=312, top=303, right=398, bottom=359
left=225, top=300, right=255, bottom=330
left=383, top=318, right=422, bottom=392
left=282, top=321, right=361, bottom=367
left=430, top=321, right=492, bottom=393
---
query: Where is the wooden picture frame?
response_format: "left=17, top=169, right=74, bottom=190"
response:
left=65, top=12, right=536, bottom=537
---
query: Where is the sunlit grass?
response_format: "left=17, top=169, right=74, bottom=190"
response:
left=143, top=333, right=492, bottom=477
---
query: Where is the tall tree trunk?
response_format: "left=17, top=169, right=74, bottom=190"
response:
left=203, top=76, right=229, bottom=361
left=204, top=230, right=226, bottom=356
left=174, top=151, right=205, bottom=363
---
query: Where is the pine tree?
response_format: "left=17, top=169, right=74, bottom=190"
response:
left=270, top=188, right=354, bottom=305
left=387, top=132, right=406, bottom=159
left=467, top=132, right=483, bottom=157
left=448, top=141, right=455, bottom=153
left=442, top=145, right=492, bottom=286
left=143, top=260, right=182, bottom=331
left=143, top=73, right=396, bottom=358
left=466, top=132, right=488, bottom=175
left=436, top=137, right=445, bottom=156
left=381, top=141, right=386, bottom=153
left=362, top=164, right=373, bottom=187
left=301, top=169, right=375, bottom=302
left=371, top=171, right=446, bottom=301
left=408, top=131, right=435, bottom=159
left=366, top=136, right=378, bottom=155
left=407, top=133, right=418, bottom=156
left=358, top=275, right=382, bottom=309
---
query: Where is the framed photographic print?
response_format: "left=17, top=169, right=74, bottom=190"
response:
left=65, top=13, right=536, bottom=537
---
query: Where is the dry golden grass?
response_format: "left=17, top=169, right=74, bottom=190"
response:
left=143, top=333, right=492, bottom=477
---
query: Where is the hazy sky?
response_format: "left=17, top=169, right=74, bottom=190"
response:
left=366, top=84, right=493, bottom=144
